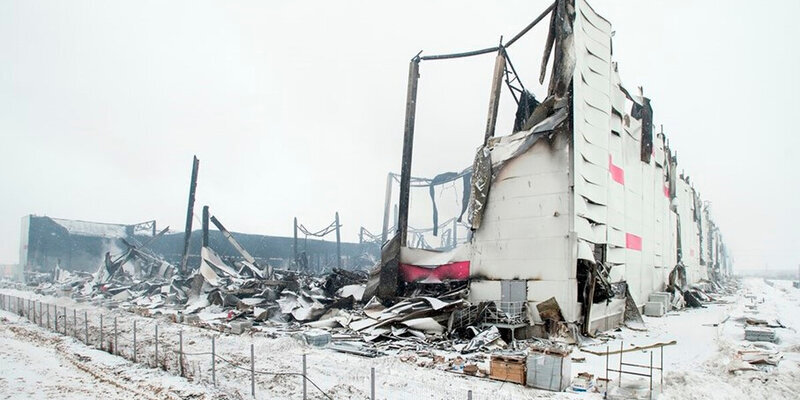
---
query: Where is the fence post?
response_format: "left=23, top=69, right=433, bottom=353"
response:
left=55, top=304, right=59, bottom=332
left=179, top=330, right=184, bottom=377
left=100, top=314, right=104, bottom=350
left=303, top=353, right=307, bottom=400
left=73, top=309, right=77, bottom=338
left=32, top=300, right=36, bottom=324
left=47, top=303, right=50, bottom=329
left=211, top=336, right=216, bottom=386
left=467, top=390, right=473, bottom=400
left=63, top=307, right=67, bottom=335
left=84, top=311, right=89, bottom=344
left=155, top=325, right=159, bottom=368
left=371, top=367, right=375, bottom=400
left=114, top=316, right=118, bottom=356
left=133, top=320, right=137, bottom=363
left=250, top=343, right=255, bottom=397
left=39, top=302, right=43, bottom=327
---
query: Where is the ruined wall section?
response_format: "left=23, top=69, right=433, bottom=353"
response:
left=469, top=131, right=576, bottom=321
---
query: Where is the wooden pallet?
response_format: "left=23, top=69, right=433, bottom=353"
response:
left=490, top=354, right=526, bottom=385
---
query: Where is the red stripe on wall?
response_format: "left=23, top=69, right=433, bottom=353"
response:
left=664, top=184, right=670, bottom=198
left=399, top=261, right=470, bottom=283
left=609, top=155, right=625, bottom=184
left=626, top=233, right=642, bottom=251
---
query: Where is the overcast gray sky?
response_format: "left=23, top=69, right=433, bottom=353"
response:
left=1, top=0, right=798, bottom=272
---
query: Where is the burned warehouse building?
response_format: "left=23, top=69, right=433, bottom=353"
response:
left=371, top=0, right=732, bottom=336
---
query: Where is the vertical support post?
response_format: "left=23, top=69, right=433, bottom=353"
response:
left=47, top=303, right=50, bottom=329
left=381, top=173, right=393, bottom=244
left=467, top=390, right=473, bottom=400
left=73, top=309, right=77, bottom=337
left=84, top=311, right=88, bottom=344
left=114, top=317, right=118, bottom=356
left=211, top=336, right=216, bottom=386
left=660, top=345, right=664, bottom=387
left=452, top=218, right=458, bottom=247
left=100, top=315, right=104, bottom=350
left=583, top=263, right=597, bottom=336
left=397, top=56, right=421, bottom=246
left=55, top=304, right=59, bottom=332
left=302, top=353, right=307, bottom=400
left=63, top=307, right=67, bottom=335
left=180, top=155, right=200, bottom=275
left=202, top=205, right=210, bottom=248
left=483, top=49, right=506, bottom=144
left=250, top=343, right=255, bottom=397
left=133, top=320, right=137, bottom=363
left=370, top=367, right=376, bottom=400
left=179, top=330, right=184, bottom=377
left=335, top=212, right=342, bottom=268
left=155, top=325, right=159, bottom=368
left=649, top=351, right=654, bottom=395
left=619, top=341, right=623, bottom=385
left=39, top=301, right=43, bottom=327
left=293, top=217, right=299, bottom=270
left=605, top=346, right=609, bottom=383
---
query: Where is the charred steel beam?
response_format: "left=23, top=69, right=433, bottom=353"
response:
left=202, top=205, right=209, bottom=247
left=380, top=172, right=393, bottom=244
left=504, top=1, right=556, bottom=48
left=397, top=57, right=421, bottom=246
left=420, top=46, right=499, bottom=61
left=582, top=263, right=597, bottom=336
left=484, top=49, right=506, bottom=144
left=293, top=217, right=299, bottom=270
left=209, top=216, right=254, bottom=264
left=418, top=2, right=555, bottom=61
left=140, top=226, right=170, bottom=251
left=210, top=215, right=274, bottom=279
left=335, top=212, right=342, bottom=268
left=180, top=155, right=200, bottom=274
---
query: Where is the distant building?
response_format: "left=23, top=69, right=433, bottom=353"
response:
left=19, top=215, right=374, bottom=275
left=19, top=215, right=155, bottom=274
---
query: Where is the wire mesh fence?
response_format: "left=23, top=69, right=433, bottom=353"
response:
left=1, top=292, right=509, bottom=399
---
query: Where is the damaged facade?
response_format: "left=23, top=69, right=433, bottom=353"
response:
left=377, top=0, right=732, bottom=335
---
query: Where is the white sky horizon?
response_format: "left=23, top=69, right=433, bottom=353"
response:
left=1, top=0, right=798, bottom=272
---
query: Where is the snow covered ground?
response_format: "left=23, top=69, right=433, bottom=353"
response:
left=0, top=309, right=230, bottom=399
left=1, top=277, right=798, bottom=399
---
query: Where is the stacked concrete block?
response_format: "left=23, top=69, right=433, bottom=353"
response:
left=644, top=301, right=666, bottom=317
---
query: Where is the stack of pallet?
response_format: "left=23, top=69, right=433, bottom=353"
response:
left=490, top=354, right=526, bottom=385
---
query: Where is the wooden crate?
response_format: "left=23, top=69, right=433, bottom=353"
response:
left=490, top=355, right=526, bottom=385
